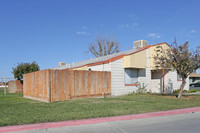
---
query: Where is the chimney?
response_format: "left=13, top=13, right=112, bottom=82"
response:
left=133, top=40, right=148, bottom=49
left=58, top=62, right=66, bottom=67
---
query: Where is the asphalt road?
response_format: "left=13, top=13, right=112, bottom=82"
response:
left=11, top=111, right=200, bottom=133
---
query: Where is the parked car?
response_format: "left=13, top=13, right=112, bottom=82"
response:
left=190, top=81, right=200, bottom=87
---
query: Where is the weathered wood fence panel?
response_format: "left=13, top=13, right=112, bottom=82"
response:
left=50, top=70, right=74, bottom=102
left=23, top=69, right=51, bottom=102
left=71, top=71, right=110, bottom=99
left=23, top=69, right=111, bottom=102
left=8, top=80, right=23, bottom=93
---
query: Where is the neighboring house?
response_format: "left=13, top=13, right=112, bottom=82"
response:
left=53, top=40, right=189, bottom=96
left=189, top=73, right=200, bottom=84
left=0, top=82, right=6, bottom=88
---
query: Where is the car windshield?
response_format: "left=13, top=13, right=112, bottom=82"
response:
left=193, top=80, right=200, bottom=83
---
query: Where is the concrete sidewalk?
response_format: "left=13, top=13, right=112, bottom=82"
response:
left=15, top=111, right=200, bottom=133
left=1, top=107, right=200, bottom=133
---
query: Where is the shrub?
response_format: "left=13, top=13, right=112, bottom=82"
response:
left=136, top=82, right=147, bottom=94
left=173, top=89, right=187, bottom=94
left=188, top=89, right=198, bottom=93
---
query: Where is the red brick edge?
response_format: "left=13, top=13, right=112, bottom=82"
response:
left=1, top=107, right=200, bottom=133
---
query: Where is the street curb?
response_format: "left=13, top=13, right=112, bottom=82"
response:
left=1, top=107, right=200, bottom=133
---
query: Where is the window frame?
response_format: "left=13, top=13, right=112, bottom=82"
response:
left=124, top=68, right=139, bottom=86
left=177, top=73, right=182, bottom=81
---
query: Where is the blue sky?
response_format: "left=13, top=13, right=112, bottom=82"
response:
left=0, top=0, right=200, bottom=78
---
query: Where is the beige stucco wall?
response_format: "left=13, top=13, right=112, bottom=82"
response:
left=73, top=66, right=88, bottom=70
left=123, top=50, right=146, bottom=69
left=150, top=43, right=171, bottom=70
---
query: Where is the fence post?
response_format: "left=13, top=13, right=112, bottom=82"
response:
left=102, top=71, right=104, bottom=97
left=49, top=69, right=51, bottom=102
left=4, top=78, right=6, bottom=95
left=74, top=70, right=76, bottom=97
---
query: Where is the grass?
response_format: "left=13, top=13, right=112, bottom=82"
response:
left=1, top=92, right=200, bottom=126
left=0, top=87, right=7, bottom=92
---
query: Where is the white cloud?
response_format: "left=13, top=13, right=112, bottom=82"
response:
left=148, top=33, right=156, bottom=37
left=119, top=22, right=139, bottom=29
left=132, top=22, right=138, bottom=26
left=148, top=33, right=161, bottom=39
left=82, top=26, right=87, bottom=30
left=128, top=13, right=139, bottom=21
left=190, top=30, right=196, bottom=33
left=119, top=24, right=129, bottom=28
left=182, top=29, right=197, bottom=38
left=156, top=35, right=161, bottom=39
left=119, top=13, right=139, bottom=30
left=76, top=31, right=90, bottom=36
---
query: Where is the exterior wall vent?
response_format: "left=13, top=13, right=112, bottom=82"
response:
left=133, top=40, right=148, bottom=49
left=58, top=62, right=66, bottom=67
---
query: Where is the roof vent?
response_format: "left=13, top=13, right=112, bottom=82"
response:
left=133, top=40, right=148, bottom=49
left=58, top=62, right=66, bottom=67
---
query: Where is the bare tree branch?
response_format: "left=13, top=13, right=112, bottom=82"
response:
left=89, top=36, right=120, bottom=57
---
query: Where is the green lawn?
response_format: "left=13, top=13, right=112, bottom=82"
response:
left=1, top=92, right=200, bottom=126
left=0, top=87, right=7, bottom=92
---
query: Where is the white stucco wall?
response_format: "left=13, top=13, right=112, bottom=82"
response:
left=89, top=58, right=138, bottom=96
left=88, top=48, right=190, bottom=95
left=151, top=70, right=190, bottom=94
left=165, top=70, right=189, bottom=92
left=110, top=58, right=138, bottom=96
left=110, top=49, right=152, bottom=96
left=88, top=63, right=111, bottom=72
left=138, top=49, right=151, bottom=92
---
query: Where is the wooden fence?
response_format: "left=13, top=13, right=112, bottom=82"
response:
left=23, top=69, right=111, bottom=102
left=8, top=80, right=23, bottom=93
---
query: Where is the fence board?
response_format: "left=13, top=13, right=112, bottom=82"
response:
left=107, top=72, right=111, bottom=94
left=23, top=69, right=50, bottom=102
left=23, top=69, right=111, bottom=102
left=8, top=80, right=23, bottom=93
left=69, top=70, right=74, bottom=99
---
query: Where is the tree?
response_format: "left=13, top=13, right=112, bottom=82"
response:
left=89, top=36, right=120, bottom=57
left=12, top=61, right=40, bottom=80
left=154, top=39, right=200, bottom=98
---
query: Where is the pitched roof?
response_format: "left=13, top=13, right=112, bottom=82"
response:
left=52, top=42, right=168, bottom=70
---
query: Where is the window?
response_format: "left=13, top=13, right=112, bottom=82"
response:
left=156, top=46, right=161, bottom=48
left=177, top=73, right=182, bottom=81
left=124, top=68, right=138, bottom=84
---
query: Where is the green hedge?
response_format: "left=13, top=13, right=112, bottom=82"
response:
left=173, top=89, right=187, bottom=94
left=173, top=89, right=200, bottom=94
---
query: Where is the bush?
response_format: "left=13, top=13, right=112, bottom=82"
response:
left=136, top=82, right=147, bottom=94
left=188, top=89, right=198, bottom=93
left=173, top=89, right=187, bottom=94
